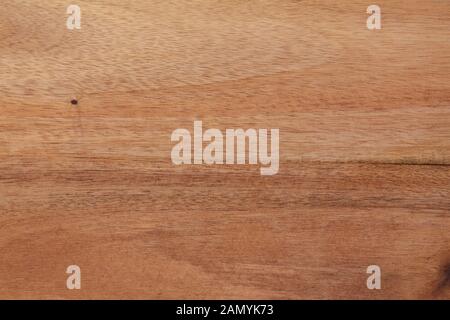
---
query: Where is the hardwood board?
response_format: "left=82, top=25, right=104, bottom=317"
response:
left=0, top=0, right=449, bottom=299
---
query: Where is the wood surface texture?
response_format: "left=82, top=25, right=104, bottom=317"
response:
left=1, top=0, right=449, bottom=299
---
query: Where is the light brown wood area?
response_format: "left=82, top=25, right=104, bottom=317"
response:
left=1, top=0, right=449, bottom=299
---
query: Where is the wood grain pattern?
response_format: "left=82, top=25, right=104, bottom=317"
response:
left=1, top=0, right=449, bottom=299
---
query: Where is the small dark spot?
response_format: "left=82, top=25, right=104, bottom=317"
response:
left=70, top=99, right=78, bottom=105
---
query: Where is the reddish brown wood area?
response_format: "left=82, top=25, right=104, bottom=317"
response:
left=0, top=0, right=449, bottom=299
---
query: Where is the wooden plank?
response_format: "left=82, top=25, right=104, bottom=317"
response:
left=0, top=0, right=449, bottom=299
left=0, top=163, right=449, bottom=299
